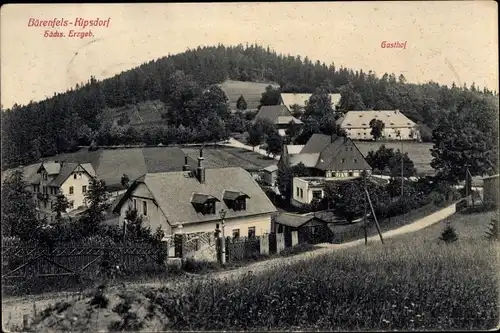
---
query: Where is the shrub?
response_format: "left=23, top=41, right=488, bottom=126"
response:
left=279, top=243, right=316, bottom=257
left=485, top=213, right=499, bottom=240
left=89, top=285, right=109, bottom=308
left=182, top=258, right=220, bottom=274
left=439, top=222, right=458, bottom=243
left=429, top=191, right=445, bottom=206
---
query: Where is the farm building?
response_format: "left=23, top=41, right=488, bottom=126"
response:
left=279, top=134, right=372, bottom=207
left=253, top=105, right=303, bottom=136
left=273, top=213, right=334, bottom=244
left=280, top=93, right=341, bottom=113
left=260, top=164, right=279, bottom=187
left=337, top=110, right=420, bottom=141
left=113, top=149, right=277, bottom=237
left=482, top=174, right=499, bottom=207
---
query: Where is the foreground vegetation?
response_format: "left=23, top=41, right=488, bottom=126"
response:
left=27, top=211, right=499, bottom=332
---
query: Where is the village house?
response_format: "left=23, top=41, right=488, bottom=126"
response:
left=26, top=161, right=97, bottom=221
left=280, top=93, right=342, bottom=113
left=253, top=105, right=303, bottom=137
left=336, top=110, right=420, bottom=141
left=279, top=133, right=372, bottom=207
left=259, top=164, right=279, bottom=187
left=113, top=149, right=278, bottom=237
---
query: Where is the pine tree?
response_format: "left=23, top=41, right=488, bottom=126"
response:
left=439, top=221, right=458, bottom=243
left=236, top=95, right=247, bottom=111
left=52, top=193, right=70, bottom=222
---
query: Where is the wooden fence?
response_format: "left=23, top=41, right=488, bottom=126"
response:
left=1, top=239, right=170, bottom=292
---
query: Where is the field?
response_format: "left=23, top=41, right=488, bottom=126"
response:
left=355, top=141, right=435, bottom=175
left=20, top=210, right=499, bottom=332
left=218, top=80, right=280, bottom=110
left=106, top=100, right=167, bottom=127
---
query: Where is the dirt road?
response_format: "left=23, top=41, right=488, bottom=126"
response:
left=222, top=137, right=280, bottom=161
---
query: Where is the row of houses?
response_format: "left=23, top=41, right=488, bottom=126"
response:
left=254, top=92, right=419, bottom=141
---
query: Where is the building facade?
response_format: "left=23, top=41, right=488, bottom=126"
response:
left=337, top=110, right=420, bottom=141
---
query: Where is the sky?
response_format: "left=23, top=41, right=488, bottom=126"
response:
left=1, top=2, right=498, bottom=109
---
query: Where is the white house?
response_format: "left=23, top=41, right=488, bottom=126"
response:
left=27, top=162, right=96, bottom=221
left=113, top=149, right=278, bottom=238
left=337, top=110, right=420, bottom=141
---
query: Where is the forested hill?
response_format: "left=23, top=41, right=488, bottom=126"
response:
left=1, top=44, right=498, bottom=170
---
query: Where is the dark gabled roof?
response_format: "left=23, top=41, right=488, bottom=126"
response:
left=275, top=213, right=328, bottom=228
left=223, top=190, right=250, bottom=201
left=300, top=134, right=334, bottom=154
left=143, top=147, right=198, bottom=173
left=113, top=167, right=277, bottom=225
left=47, top=163, right=97, bottom=186
left=297, top=134, right=372, bottom=172
left=254, top=105, right=296, bottom=124
left=191, top=193, right=220, bottom=204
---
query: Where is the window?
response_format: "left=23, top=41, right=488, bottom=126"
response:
left=357, top=132, right=361, bottom=136
left=69, top=201, right=74, bottom=209
left=348, top=172, right=354, bottom=177
left=73, top=174, right=77, bottom=179
left=312, top=190, right=322, bottom=199
left=232, top=229, right=240, bottom=239
left=82, top=185, right=87, bottom=193
left=133, top=199, right=137, bottom=210
left=296, top=187, right=300, bottom=197
left=233, top=198, right=247, bottom=211
left=300, top=188, right=304, bottom=198
left=341, top=158, right=345, bottom=163
left=69, top=186, right=74, bottom=195
left=143, top=201, right=148, bottom=216
left=248, top=227, right=256, bottom=238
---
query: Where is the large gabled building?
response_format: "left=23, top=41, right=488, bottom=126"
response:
left=336, top=110, right=420, bottom=141
left=279, top=133, right=372, bottom=207
left=113, top=149, right=278, bottom=237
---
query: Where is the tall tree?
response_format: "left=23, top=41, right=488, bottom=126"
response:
left=79, top=178, right=111, bottom=235
left=259, top=85, right=281, bottom=108
left=247, top=124, right=264, bottom=150
left=369, top=118, right=385, bottom=141
left=52, top=193, right=70, bottom=222
left=1, top=170, right=41, bottom=241
left=266, top=132, right=283, bottom=158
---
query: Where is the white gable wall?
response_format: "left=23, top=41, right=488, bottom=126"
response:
left=60, top=168, right=92, bottom=211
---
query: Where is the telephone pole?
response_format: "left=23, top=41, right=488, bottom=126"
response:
left=219, top=209, right=227, bottom=265
left=363, top=174, right=368, bottom=245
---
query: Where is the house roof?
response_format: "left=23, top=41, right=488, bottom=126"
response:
left=280, top=93, right=341, bottom=110
left=1, top=162, right=42, bottom=185
left=337, top=110, right=416, bottom=128
left=482, top=174, right=499, bottom=181
left=47, top=163, right=97, bottom=186
left=261, top=164, right=279, bottom=173
left=289, top=153, right=321, bottom=168
left=276, top=116, right=303, bottom=125
left=286, top=145, right=305, bottom=155
left=113, top=167, right=277, bottom=226
left=275, top=213, right=328, bottom=228
left=43, top=162, right=61, bottom=175
left=291, top=134, right=372, bottom=171
left=254, top=105, right=300, bottom=124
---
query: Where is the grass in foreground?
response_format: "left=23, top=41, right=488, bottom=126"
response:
left=28, top=211, right=499, bottom=332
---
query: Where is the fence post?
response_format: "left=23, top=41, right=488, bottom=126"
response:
left=174, top=234, right=185, bottom=258
left=260, top=234, right=269, bottom=255
left=291, top=231, right=298, bottom=246
left=276, top=233, right=285, bottom=253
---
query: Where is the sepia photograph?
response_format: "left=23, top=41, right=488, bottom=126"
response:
left=1, top=2, right=499, bottom=332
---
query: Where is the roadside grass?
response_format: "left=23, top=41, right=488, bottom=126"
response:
left=28, top=211, right=499, bottom=332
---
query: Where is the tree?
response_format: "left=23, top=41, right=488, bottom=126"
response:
left=285, top=120, right=301, bottom=143
left=259, top=85, right=281, bottom=107
left=79, top=177, right=111, bottom=236
left=266, top=132, right=283, bottom=158
left=121, top=174, right=130, bottom=188
left=52, top=193, right=70, bottom=222
left=439, top=221, right=458, bottom=243
left=236, top=95, right=248, bottom=111
left=277, top=162, right=311, bottom=201
left=1, top=170, right=41, bottom=241
left=369, top=118, right=385, bottom=141
left=247, top=124, right=264, bottom=150
left=338, top=82, right=366, bottom=111
left=124, top=206, right=151, bottom=241
left=365, top=145, right=395, bottom=174
left=430, top=99, right=498, bottom=183
left=388, top=150, right=417, bottom=177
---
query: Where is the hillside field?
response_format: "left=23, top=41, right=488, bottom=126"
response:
left=218, top=80, right=280, bottom=110
left=106, top=100, right=166, bottom=127
left=22, top=210, right=498, bottom=332
left=355, top=141, right=434, bottom=175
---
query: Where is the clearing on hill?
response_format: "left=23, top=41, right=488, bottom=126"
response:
left=218, top=80, right=280, bottom=110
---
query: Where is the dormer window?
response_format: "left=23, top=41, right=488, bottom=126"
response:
left=223, top=190, right=250, bottom=212
left=191, top=193, right=219, bottom=215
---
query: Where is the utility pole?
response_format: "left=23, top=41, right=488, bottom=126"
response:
left=363, top=174, right=368, bottom=245
left=219, top=209, right=227, bottom=265
left=465, top=165, right=469, bottom=206
left=365, top=188, right=384, bottom=244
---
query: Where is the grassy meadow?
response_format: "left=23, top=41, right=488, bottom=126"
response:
left=218, top=80, right=280, bottom=110
left=28, top=210, right=499, bottom=332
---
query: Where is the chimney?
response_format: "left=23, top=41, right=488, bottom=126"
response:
left=197, top=148, right=205, bottom=184
left=182, top=156, right=190, bottom=171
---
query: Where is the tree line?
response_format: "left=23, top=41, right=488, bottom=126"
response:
left=2, top=43, right=498, bottom=170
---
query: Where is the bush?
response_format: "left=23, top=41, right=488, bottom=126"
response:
left=182, top=258, right=220, bottom=274
left=439, top=222, right=458, bottom=243
left=279, top=243, right=316, bottom=257
left=428, top=191, right=446, bottom=206
left=485, top=213, right=499, bottom=240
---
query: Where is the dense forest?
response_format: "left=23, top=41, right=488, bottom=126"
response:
left=1, top=43, right=498, bottom=170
